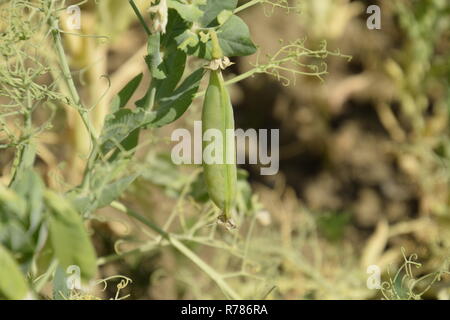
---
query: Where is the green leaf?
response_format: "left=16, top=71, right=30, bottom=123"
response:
left=1, top=171, right=45, bottom=264
left=0, top=244, right=29, bottom=300
left=106, top=72, right=145, bottom=160
left=95, top=174, right=138, bottom=208
left=0, top=222, right=34, bottom=255
left=146, top=33, right=165, bottom=80
left=53, top=265, right=71, bottom=300
left=215, top=15, right=257, bottom=57
left=9, top=143, right=36, bottom=188
left=99, top=52, right=203, bottom=158
left=176, top=30, right=200, bottom=52
left=10, top=169, right=44, bottom=233
left=167, top=0, right=204, bottom=23
left=154, top=49, right=187, bottom=101
left=200, top=0, right=238, bottom=27
left=107, top=128, right=140, bottom=163
left=178, top=15, right=257, bottom=59
left=148, top=67, right=205, bottom=128
left=45, top=191, right=97, bottom=281
left=72, top=174, right=139, bottom=213
left=110, top=73, right=143, bottom=113
left=102, top=67, right=203, bottom=150
left=161, top=9, right=191, bottom=49
left=0, top=186, right=29, bottom=255
left=100, top=108, right=156, bottom=155
left=217, top=9, right=233, bottom=25
left=0, top=184, right=27, bottom=220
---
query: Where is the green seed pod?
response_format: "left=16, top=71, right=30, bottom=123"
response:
left=202, top=69, right=237, bottom=223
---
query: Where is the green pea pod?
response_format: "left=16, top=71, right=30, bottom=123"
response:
left=202, top=69, right=237, bottom=223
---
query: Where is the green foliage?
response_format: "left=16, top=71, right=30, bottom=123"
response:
left=45, top=191, right=97, bottom=281
left=110, top=73, right=143, bottom=113
left=146, top=33, right=166, bottom=80
left=153, top=50, right=187, bottom=101
left=0, top=245, right=29, bottom=300
left=1, top=170, right=44, bottom=263
left=200, top=0, right=238, bottom=27
left=149, top=67, right=206, bottom=127
left=168, top=0, right=205, bottom=23
left=176, top=15, right=257, bottom=59
left=0, top=0, right=350, bottom=300
left=380, top=249, right=450, bottom=300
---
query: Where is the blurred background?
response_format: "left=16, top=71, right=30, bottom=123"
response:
left=1, top=0, right=449, bottom=299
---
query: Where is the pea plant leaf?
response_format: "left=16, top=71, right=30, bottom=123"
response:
left=101, top=67, right=204, bottom=158
left=217, top=9, right=234, bottom=25
left=44, top=191, right=97, bottom=281
left=0, top=244, right=29, bottom=300
left=161, top=9, right=191, bottom=49
left=148, top=67, right=205, bottom=128
left=146, top=33, right=166, bottom=80
left=200, top=0, right=238, bottom=27
left=99, top=108, right=156, bottom=156
left=153, top=49, right=187, bottom=101
left=0, top=185, right=35, bottom=257
left=71, top=173, right=139, bottom=214
left=176, top=30, right=200, bottom=52
left=53, top=265, right=71, bottom=300
left=167, top=0, right=204, bottom=23
left=11, top=169, right=45, bottom=233
left=0, top=169, right=46, bottom=265
left=215, top=15, right=257, bottom=57
left=93, top=174, right=139, bottom=208
left=105, top=72, right=145, bottom=160
left=110, top=73, right=143, bottom=113
left=9, top=143, right=36, bottom=189
left=177, top=15, right=257, bottom=59
left=0, top=184, right=27, bottom=220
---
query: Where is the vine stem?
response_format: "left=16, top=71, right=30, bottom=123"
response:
left=195, top=67, right=261, bottom=98
left=234, top=0, right=263, bottom=14
left=48, top=13, right=99, bottom=190
left=110, top=201, right=242, bottom=300
left=129, top=0, right=151, bottom=36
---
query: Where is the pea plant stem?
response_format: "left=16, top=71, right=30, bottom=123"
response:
left=195, top=67, right=261, bottom=98
left=128, top=0, right=151, bottom=36
left=97, top=241, right=163, bottom=266
left=110, top=201, right=242, bottom=300
left=8, top=49, right=39, bottom=186
left=48, top=13, right=99, bottom=190
left=234, top=0, right=263, bottom=14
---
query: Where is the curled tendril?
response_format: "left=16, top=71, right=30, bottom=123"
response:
left=97, top=275, right=133, bottom=300
left=97, top=275, right=132, bottom=290
left=113, top=239, right=128, bottom=255
left=250, top=39, right=351, bottom=86
left=95, top=275, right=133, bottom=300
left=59, top=274, right=133, bottom=300
left=262, top=0, right=301, bottom=17
left=380, top=248, right=450, bottom=300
